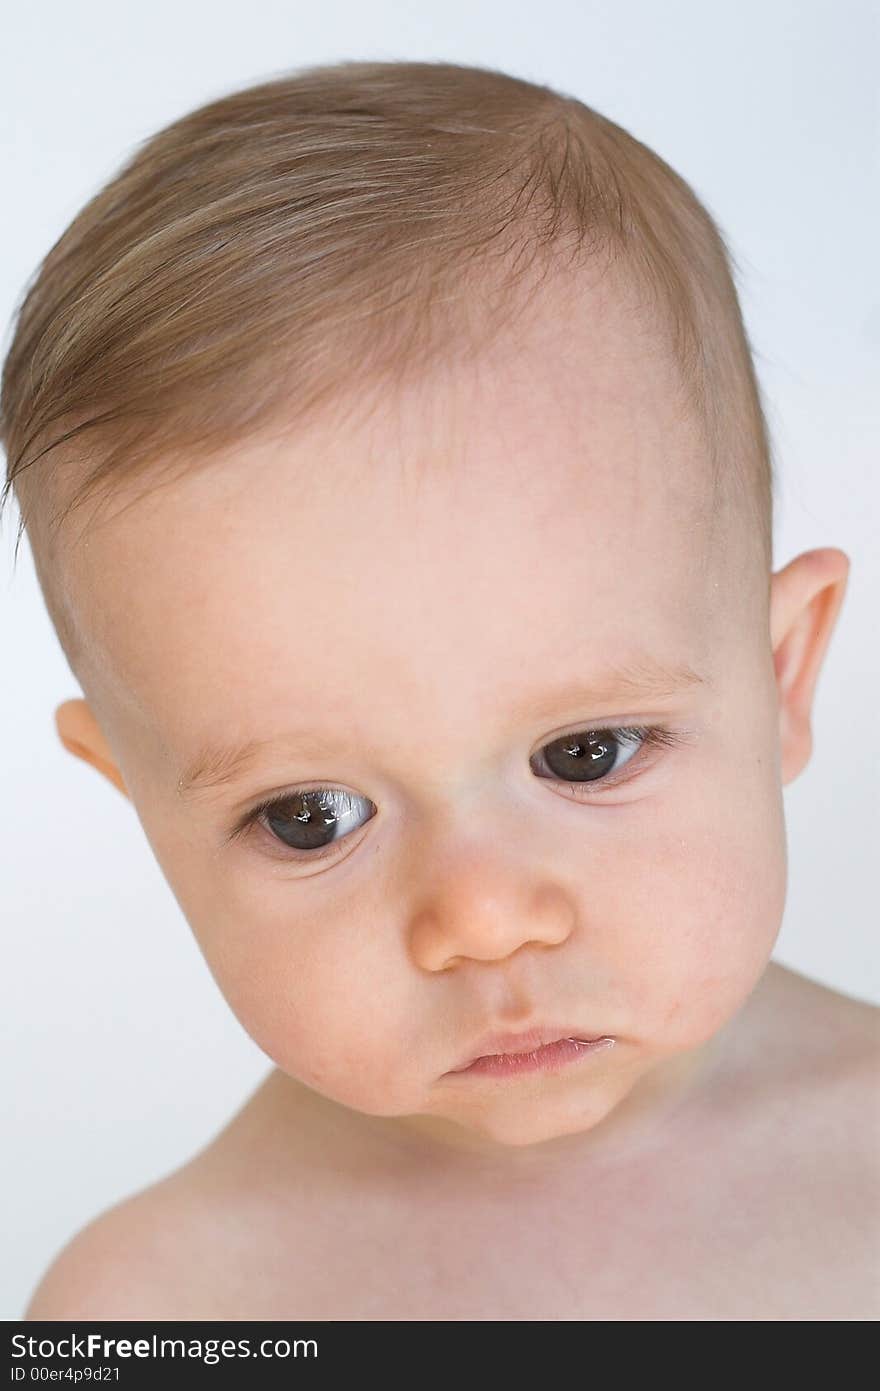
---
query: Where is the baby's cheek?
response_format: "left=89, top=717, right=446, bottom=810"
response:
left=190, top=882, right=407, bottom=1105
left=203, top=913, right=343, bottom=1068
left=620, top=784, right=787, bottom=1049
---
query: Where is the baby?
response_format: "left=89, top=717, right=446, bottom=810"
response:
left=4, top=59, right=877, bottom=1322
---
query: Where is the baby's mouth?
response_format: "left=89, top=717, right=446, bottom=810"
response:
left=447, top=1026, right=615, bottom=1074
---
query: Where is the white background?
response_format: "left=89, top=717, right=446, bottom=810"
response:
left=1, top=0, right=877, bottom=1321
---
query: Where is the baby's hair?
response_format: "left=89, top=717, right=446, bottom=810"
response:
left=0, top=58, right=774, bottom=671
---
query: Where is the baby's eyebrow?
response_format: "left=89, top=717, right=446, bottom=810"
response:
left=176, top=655, right=708, bottom=802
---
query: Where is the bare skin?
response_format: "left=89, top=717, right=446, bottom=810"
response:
left=24, top=961, right=880, bottom=1321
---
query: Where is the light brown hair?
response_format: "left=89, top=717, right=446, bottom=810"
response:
left=0, top=58, right=775, bottom=672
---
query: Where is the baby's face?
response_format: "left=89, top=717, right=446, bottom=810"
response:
left=64, top=274, right=786, bottom=1159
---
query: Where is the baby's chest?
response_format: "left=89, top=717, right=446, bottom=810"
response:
left=240, top=1177, right=873, bottom=1322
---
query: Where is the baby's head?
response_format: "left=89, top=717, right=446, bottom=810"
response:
left=1, top=61, right=848, bottom=1164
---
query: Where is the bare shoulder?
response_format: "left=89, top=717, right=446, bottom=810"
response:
left=799, top=967, right=880, bottom=1149
left=24, top=1077, right=288, bottom=1321
left=23, top=1171, right=215, bottom=1320
left=761, top=959, right=879, bottom=1069
left=726, top=964, right=879, bottom=1178
left=748, top=963, right=879, bottom=1313
left=750, top=961, right=879, bottom=1123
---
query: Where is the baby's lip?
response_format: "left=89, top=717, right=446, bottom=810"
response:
left=448, top=1024, right=611, bottom=1073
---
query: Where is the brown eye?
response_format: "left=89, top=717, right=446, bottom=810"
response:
left=254, top=788, right=375, bottom=855
left=530, top=726, right=669, bottom=795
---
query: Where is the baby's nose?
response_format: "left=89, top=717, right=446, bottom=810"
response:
left=408, top=866, right=575, bottom=972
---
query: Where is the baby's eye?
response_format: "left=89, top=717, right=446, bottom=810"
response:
left=245, top=787, right=376, bottom=859
left=529, top=724, right=677, bottom=799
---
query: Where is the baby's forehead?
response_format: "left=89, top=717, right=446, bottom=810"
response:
left=91, top=326, right=708, bottom=575
left=69, top=448, right=726, bottom=787
left=62, top=274, right=737, bottom=745
left=61, top=261, right=707, bottom=548
left=203, top=286, right=701, bottom=508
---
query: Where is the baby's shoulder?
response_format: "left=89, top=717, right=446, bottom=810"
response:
left=23, top=1168, right=217, bottom=1320
left=748, top=966, right=879, bottom=1227
left=764, top=960, right=879, bottom=1069
left=755, top=963, right=878, bottom=1121
left=24, top=1074, right=319, bottom=1320
left=813, top=979, right=879, bottom=1147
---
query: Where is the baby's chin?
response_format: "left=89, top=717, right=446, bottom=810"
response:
left=277, top=1051, right=649, bottom=1159
left=427, top=1096, right=628, bottom=1154
left=382, top=1068, right=669, bottom=1161
left=393, top=1046, right=725, bottom=1160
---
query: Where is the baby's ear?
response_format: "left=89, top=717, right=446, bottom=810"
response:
left=770, top=547, right=850, bottom=785
left=55, top=698, right=130, bottom=800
